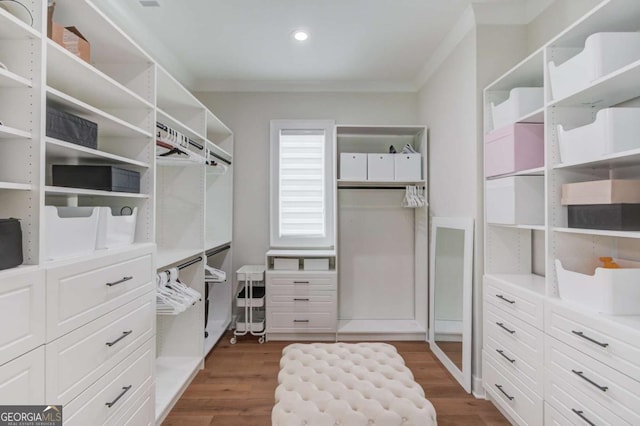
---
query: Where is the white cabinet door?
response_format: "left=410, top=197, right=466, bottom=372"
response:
left=0, top=346, right=44, bottom=405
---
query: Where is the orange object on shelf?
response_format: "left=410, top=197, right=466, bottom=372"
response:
left=599, top=256, right=621, bottom=269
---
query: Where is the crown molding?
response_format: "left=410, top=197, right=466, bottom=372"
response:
left=192, top=79, right=417, bottom=93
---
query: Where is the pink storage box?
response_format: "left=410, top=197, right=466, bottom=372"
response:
left=561, top=179, right=640, bottom=205
left=485, top=123, right=544, bottom=178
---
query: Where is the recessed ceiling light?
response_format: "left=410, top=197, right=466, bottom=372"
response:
left=292, top=30, right=309, bottom=42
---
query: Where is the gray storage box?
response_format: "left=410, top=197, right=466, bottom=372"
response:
left=52, top=165, right=140, bottom=193
left=46, top=105, right=98, bottom=149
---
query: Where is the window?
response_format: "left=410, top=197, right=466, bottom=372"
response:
left=270, top=120, right=335, bottom=248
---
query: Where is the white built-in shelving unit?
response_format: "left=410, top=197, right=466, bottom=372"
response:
left=483, top=1, right=640, bottom=424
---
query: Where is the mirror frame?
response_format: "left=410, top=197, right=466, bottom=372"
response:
left=428, top=216, right=474, bottom=393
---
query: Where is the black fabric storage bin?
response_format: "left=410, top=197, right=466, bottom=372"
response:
left=52, top=165, right=141, bottom=193
left=46, top=105, right=98, bottom=149
left=568, top=204, right=640, bottom=230
left=0, top=218, right=23, bottom=270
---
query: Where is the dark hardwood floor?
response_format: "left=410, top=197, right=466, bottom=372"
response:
left=162, top=332, right=509, bottom=426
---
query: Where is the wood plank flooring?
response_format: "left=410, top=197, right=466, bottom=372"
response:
left=162, top=332, right=509, bottom=426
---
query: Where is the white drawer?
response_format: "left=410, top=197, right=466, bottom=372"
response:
left=485, top=303, right=544, bottom=363
left=0, top=267, right=45, bottom=366
left=107, top=382, right=154, bottom=426
left=267, top=273, right=337, bottom=292
left=64, top=337, right=154, bottom=426
left=546, top=336, right=640, bottom=425
left=545, top=402, right=575, bottom=426
left=267, top=291, right=336, bottom=313
left=484, top=276, right=544, bottom=329
left=483, top=352, right=543, bottom=426
left=0, top=346, right=44, bottom=405
left=46, top=293, right=155, bottom=405
left=267, top=311, right=336, bottom=332
left=46, top=247, right=154, bottom=340
left=545, top=299, right=640, bottom=382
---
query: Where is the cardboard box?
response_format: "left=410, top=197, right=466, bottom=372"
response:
left=52, top=22, right=90, bottom=63
left=562, top=180, right=640, bottom=205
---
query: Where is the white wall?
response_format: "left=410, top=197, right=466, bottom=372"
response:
left=195, top=92, right=418, bottom=277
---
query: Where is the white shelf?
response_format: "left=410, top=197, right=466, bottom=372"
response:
left=337, top=319, right=426, bottom=334
left=554, top=227, right=640, bottom=239
left=0, top=181, right=32, bottom=191
left=206, top=110, right=233, bottom=142
left=0, top=67, right=31, bottom=88
left=0, top=264, right=40, bottom=281
left=0, top=7, right=40, bottom=39
left=206, top=140, right=233, bottom=163
left=47, top=87, right=152, bottom=139
left=337, top=125, right=426, bottom=136
left=156, top=156, right=206, bottom=167
left=547, top=297, right=640, bottom=334
left=554, top=147, right=640, bottom=170
left=155, top=356, right=202, bottom=423
left=205, top=239, right=232, bottom=253
left=205, top=319, right=230, bottom=355
left=156, top=66, right=203, bottom=111
left=484, top=273, right=546, bottom=296
left=42, top=242, right=155, bottom=268
left=266, top=249, right=336, bottom=257
left=156, top=248, right=204, bottom=270
left=517, top=107, right=544, bottom=124
left=45, top=185, right=149, bottom=199
left=47, top=39, right=153, bottom=110
left=157, top=108, right=206, bottom=143
left=46, top=137, right=150, bottom=168
left=0, top=124, right=31, bottom=139
left=338, top=179, right=425, bottom=188
left=488, top=223, right=545, bottom=231
left=486, top=48, right=544, bottom=91
left=486, top=166, right=545, bottom=180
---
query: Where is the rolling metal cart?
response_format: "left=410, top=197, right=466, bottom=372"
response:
left=231, top=265, right=266, bottom=344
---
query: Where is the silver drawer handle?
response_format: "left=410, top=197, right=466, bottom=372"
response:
left=572, top=409, right=596, bottom=426
left=571, top=370, right=608, bottom=392
left=293, top=298, right=309, bottom=301
left=106, top=330, right=133, bottom=347
left=105, top=385, right=132, bottom=408
left=293, top=281, right=309, bottom=284
left=494, top=384, right=514, bottom=401
left=106, top=276, right=133, bottom=287
left=293, top=319, right=309, bottom=323
left=571, top=330, right=609, bottom=348
left=496, top=294, right=515, bottom=304
left=496, top=349, right=515, bottom=364
left=496, top=322, right=515, bottom=334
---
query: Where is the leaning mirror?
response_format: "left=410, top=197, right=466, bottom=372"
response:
left=429, top=217, right=473, bottom=393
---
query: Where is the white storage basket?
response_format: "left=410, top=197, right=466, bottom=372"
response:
left=45, top=206, right=99, bottom=260
left=96, top=207, right=137, bottom=249
left=549, top=32, right=640, bottom=100
left=558, top=108, right=640, bottom=164
left=490, top=87, right=543, bottom=130
left=555, top=258, right=640, bottom=315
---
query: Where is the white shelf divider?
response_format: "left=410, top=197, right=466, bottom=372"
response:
left=484, top=273, right=546, bottom=296
left=0, top=181, right=33, bottom=191
left=0, top=7, right=41, bottom=39
left=0, top=124, right=31, bottom=139
left=337, top=179, right=426, bottom=188
left=45, top=186, right=149, bottom=199
left=0, top=66, right=31, bottom=88
left=554, top=227, right=640, bottom=239
left=46, top=137, right=150, bottom=168
left=155, top=356, right=202, bottom=423
left=488, top=223, right=545, bottom=231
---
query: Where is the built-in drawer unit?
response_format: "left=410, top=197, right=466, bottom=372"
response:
left=267, top=274, right=337, bottom=292
left=546, top=336, right=640, bottom=425
left=483, top=351, right=543, bottom=426
left=46, top=246, right=154, bottom=340
left=484, top=275, right=544, bottom=329
left=0, top=267, right=45, bottom=366
left=45, top=293, right=155, bottom=405
left=108, top=382, right=154, bottom=426
left=268, top=311, right=337, bottom=332
left=0, top=346, right=44, bottom=405
left=63, top=337, right=154, bottom=426
left=544, top=402, right=574, bottom=426
left=545, top=299, right=640, bottom=383
left=268, top=291, right=337, bottom=312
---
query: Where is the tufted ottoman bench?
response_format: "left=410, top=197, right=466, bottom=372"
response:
left=272, top=343, right=437, bottom=426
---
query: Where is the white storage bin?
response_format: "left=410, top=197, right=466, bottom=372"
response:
left=490, top=87, right=544, bottom=130
left=45, top=206, right=99, bottom=260
left=394, top=153, right=422, bottom=181
left=303, top=258, right=329, bottom=271
left=367, top=153, right=394, bottom=181
left=549, top=32, right=640, bottom=100
left=555, top=259, right=640, bottom=314
left=558, top=108, right=640, bottom=164
left=273, top=258, right=299, bottom=270
left=96, top=207, right=137, bottom=250
left=340, top=153, right=367, bottom=180
left=486, top=176, right=544, bottom=225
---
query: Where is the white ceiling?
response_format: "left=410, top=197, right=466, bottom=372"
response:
left=97, top=0, right=552, bottom=92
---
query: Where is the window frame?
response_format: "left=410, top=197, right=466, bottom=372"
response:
left=269, top=119, right=335, bottom=249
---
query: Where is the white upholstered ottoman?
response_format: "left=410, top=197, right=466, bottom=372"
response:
left=272, top=343, right=437, bottom=426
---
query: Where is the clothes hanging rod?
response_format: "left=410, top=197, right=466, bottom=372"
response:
left=209, top=151, right=232, bottom=166
left=338, top=186, right=412, bottom=190
left=176, top=256, right=203, bottom=270
left=206, top=244, right=231, bottom=258
left=188, top=139, right=204, bottom=151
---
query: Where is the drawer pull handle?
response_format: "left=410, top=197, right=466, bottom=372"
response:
left=496, top=294, right=515, bottom=304
left=293, top=319, right=309, bottom=323
left=496, top=349, right=515, bottom=363
left=293, top=298, right=310, bottom=301
left=106, top=276, right=133, bottom=287
left=494, top=384, right=514, bottom=401
left=571, top=370, right=608, bottom=392
left=105, top=385, right=132, bottom=408
left=106, top=330, right=133, bottom=347
left=293, top=281, right=310, bottom=284
left=571, top=330, right=609, bottom=348
left=496, top=322, right=515, bottom=334
left=571, top=409, right=596, bottom=426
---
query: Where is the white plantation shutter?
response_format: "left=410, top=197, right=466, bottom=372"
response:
left=279, top=130, right=326, bottom=238
left=270, top=120, right=335, bottom=248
